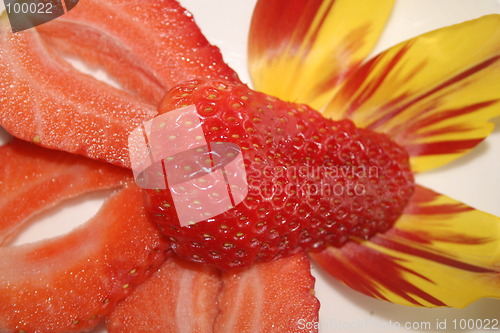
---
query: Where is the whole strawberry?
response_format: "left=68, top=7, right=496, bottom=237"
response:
left=143, top=79, right=414, bottom=270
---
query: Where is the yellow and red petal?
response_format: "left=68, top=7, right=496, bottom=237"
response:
left=323, top=15, right=500, bottom=173
left=248, top=0, right=395, bottom=109
left=310, top=185, right=500, bottom=308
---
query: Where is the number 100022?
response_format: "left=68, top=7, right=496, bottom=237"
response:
left=6, top=2, right=53, bottom=14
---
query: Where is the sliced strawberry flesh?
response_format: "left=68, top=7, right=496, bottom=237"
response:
left=215, top=253, right=319, bottom=333
left=0, top=1, right=324, bottom=330
left=0, top=16, right=157, bottom=167
left=107, top=253, right=319, bottom=333
left=106, top=256, right=221, bottom=333
left=0, top=141, right=320, bottom=332
left=0, top=0, right=240, bottom=167
left=37, top=0, right=240, bottom=105
left=0, top=140, right=130, bottom=245
left=0, top=183, right=170, bottom=333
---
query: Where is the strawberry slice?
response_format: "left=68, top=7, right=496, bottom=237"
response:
left=214, top=253, right=319, bottom=332
left=37, top=0, right=240, bottom=104
left=0, top=183, right=170, bottom=332
left=0, top=16, right=157, bottom=167
left=106, top=253, right=319, bottom=333
left=106, top=256, right=221, bottom=333
left=0, top=0, right=240, bottom=167
left=0, top=140, right=130, bottom=245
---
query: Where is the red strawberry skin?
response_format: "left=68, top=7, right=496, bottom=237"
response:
left=145, top=79, right=415, bottom=270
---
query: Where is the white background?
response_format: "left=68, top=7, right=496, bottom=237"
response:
left=1, top=1, right=499, bottom=332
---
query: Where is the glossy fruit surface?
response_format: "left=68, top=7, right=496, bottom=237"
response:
left=145, top=79, right=415, bottom=270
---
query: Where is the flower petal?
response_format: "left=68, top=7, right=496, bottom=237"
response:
left=248, top=0, right=395, bottom=109
left=310, top=185, right=500, bottom=307
left=323, top=15, right=500, bottom=173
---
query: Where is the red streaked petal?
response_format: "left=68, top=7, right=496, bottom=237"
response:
left=248, top=0, right=394, bottom=109
left=323, top=15, right=500, bottom=173
left=311, top=185, right=500, bottom=307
